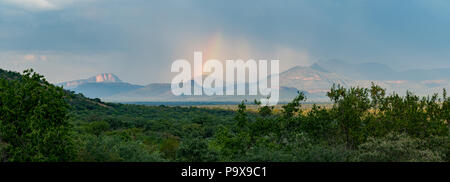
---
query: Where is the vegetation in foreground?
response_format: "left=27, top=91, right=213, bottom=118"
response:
left=0, top=69, right=449, bottom=162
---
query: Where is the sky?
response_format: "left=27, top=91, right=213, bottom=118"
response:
left=0, top=0, right=449, bottom=84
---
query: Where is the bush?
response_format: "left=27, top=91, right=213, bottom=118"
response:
left=419, top=135, right=450, bottom=162
left=176, top=137, right=218, bottom=162
left=160, top=135, right=180, bottom=159
left=76, top=134, right=164, bottom=162
left=294, top=144, right=352, bottom=162
left=353, top=133, right=444, bottom=162
left=85, top=121, right=111, bottom=136
left=240, top=146, right=295, bottom=162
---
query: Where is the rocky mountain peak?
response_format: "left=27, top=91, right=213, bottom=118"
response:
left=59, top=73, right=122, bottom=89
left=90, top=73, right=122, bottom=83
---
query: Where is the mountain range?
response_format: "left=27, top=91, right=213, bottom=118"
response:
left=57, top=73, right=143, bottom=98
left=108, top=82, right=305, bottom=103
left=316, top=59, right=450, bottom=81
left=58, top=60, right=450, bottom=103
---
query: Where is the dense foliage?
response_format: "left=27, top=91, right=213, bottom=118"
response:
left=210, top=84, right=449, bottom=162
left=0, top=69, right=449, bottom=162
left=0, top=70, right=74, bottom=161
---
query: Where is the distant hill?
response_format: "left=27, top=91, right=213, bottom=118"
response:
left=400, top=68, right=450, bottom=81
left=58, top=73, right=144, bottom=98
left=59, top=73, right=123, bottom=89
left=105, top=82, right=306, bottom=103
left=0, top=68, right=112, bottom=111
left=0, top=69, right=21, bottom=80
left=316, top=59, right=450, bottom=81
left=277, top=61, right=449, bottom=99
left=69, top=82, right=144, bottom=98
left=278, top=65, right=351, bottom=95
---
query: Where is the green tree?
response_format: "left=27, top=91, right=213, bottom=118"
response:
left=235, top=100, right=248, bottom=129
left=282, top=91, right=306, bottom=118
left=254, top=99, right=273, bottom=117
left=327, top=84, right=371, bottom=148
left=0, top=69, right=74, bottom=161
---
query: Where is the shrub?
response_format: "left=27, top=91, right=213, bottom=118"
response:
left=76, top=134, right=164, bottom=162
left=176, top=137, right=218, bottom=162
left=353, top=133, right=444, bottom=162
left=294, top=144, right=352, bottom=162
